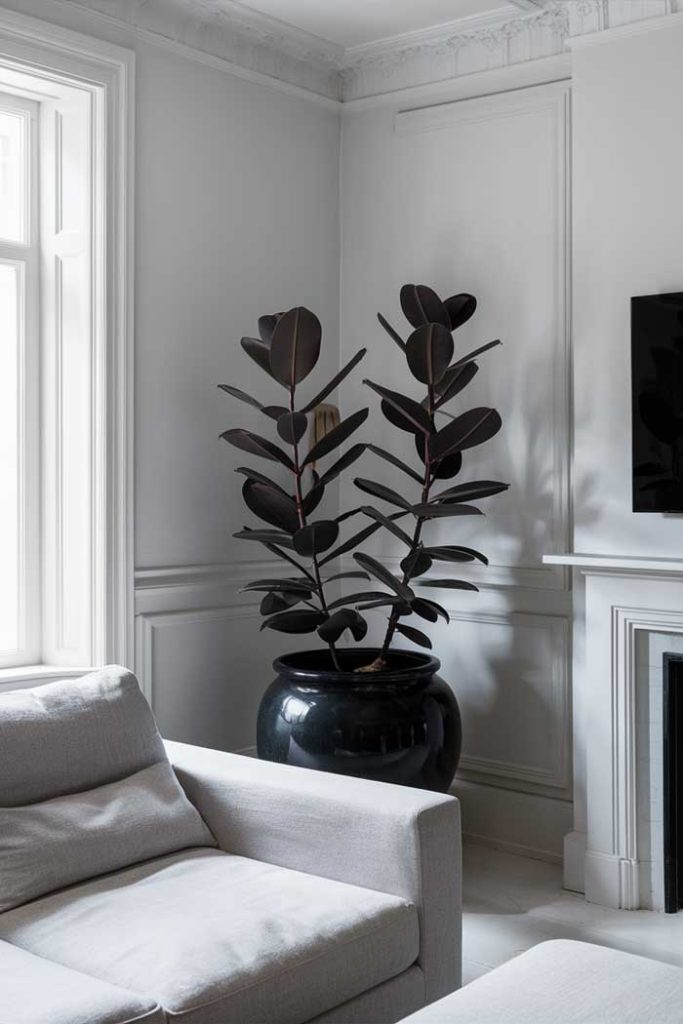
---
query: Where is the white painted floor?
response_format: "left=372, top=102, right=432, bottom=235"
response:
left=462, top=843, right=683, bottom=986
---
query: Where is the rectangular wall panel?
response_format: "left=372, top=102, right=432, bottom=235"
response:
left=339, top=81, right=573, bottom=856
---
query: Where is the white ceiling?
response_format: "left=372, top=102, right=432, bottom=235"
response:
left=230, top=0, right=522, bottom=50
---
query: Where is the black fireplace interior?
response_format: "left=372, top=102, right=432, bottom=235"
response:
left=664, top=653, right=683, bottom=912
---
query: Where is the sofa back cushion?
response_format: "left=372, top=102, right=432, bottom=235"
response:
left=0, top=761, right=216, bottom=912
left=0, top=666, right=166, bottom=806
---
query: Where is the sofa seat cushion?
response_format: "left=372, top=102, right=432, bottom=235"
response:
left=400, top=940, right=683, bottom=1023
left=0, top=847, right=419, bottom=1024
left=0, top=938, right=164, bottom=1024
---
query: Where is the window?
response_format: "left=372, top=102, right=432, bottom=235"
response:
left=0, top=11, right=134, bottom=683
left=0, top=93, right=39, bottom=668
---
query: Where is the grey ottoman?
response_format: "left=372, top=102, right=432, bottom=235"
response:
left=401, top=940, right=683, bottom=1023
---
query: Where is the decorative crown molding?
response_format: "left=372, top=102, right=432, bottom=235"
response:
left=340, top=0, right=672, bottom=102
left=52, top=0, right=344, bottom=100
left=30, top=0, right=676, bottom=104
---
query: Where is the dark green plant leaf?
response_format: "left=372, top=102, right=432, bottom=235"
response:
left=241, top=337, right=273, bottom=376
left=324, top=570, right=371, bottom=583
left=420, top=579, right=479, bottom=591
left=395, top=622, right=433, bottom=649
left=262, top=541, right=315, bottom=580
left=433, top=480, right=509, bottom=503
left=217, top=384, right=264, bottom=410
left=319, top=521, right=383, bottom=566
left=234, top=466, right=289, bottom=497
left=258, top=313, right=279, bottom=344
left=328, top=591, right=392, bottom=610
left=353, top=553, right=414, bottom=602
left=414, top=434, right=463, bottom=479
left=434, top=362, right=479, bottom=406
left=360, top=506, right=414, bottom=547
left=430, top=408, right=502, bottom=462
left=432, top=453, right=464, bottom=479
left=293, top=520, right=339, bottom=557
left=300, top=348, right=367, bottom=414
left=234, top=527, right=294, bottom=549
left=318, top=608, right=367, bottom=643
left=406, top=323, right=454, bottom=386
left=356, top=597, right=404, bottom=610
left=261, top=609, right=326, bottom=633
left=425, top=545, right=488, bottom=565
left=451, top=339, right=501, bottom=369
left=221, top=429, right=294, bottom=470
left=377, top=312, right=406, bottom=352
left=242, top=578, right=313, bottom=594
left=277, top=411, right=308, bottom=445
left=400, top=549, right=433, bottom=578
left=367, top=444, right=423, bottom=484
left=381, top=398, right=418, bottom=434
left=445, top=293, right=477, bottom=330
left=301, top=480, right=325, bottom=517
left=336, top=506, right=363, bottom=524
left=303, top=408, right=368, bottom=468
left=410, top=502, right=483, bottom=518
left=261, top=405, right=289, bottom=420
left=260, top=591, right=302, bottom=615
left=269, top=307, right=321, bottom=386
left=318, top=443, right=366, bottom=486
left=242, top=480, right=299, bottom=533
left=410, top=598, right=438, bottom=623
left=364, top=380, right=431, bottom=434
left=400, top=284, right=450, bottom=329
left=412, top=597, right=450, bottom=624
left=354, top=478, right=412, bottom=511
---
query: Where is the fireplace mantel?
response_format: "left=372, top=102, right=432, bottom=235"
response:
left=543, top=552, right=683, bottom=909
left=544, top=553, right=683, bottom=576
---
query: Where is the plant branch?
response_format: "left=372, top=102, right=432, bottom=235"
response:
left=290, top=385, right=341, bottom=670
left=379, top=384, right=435, bottom=659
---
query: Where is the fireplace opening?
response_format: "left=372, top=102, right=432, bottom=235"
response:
left=664, top=654, right=683, bottom=912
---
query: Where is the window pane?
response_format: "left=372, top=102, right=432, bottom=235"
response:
left=0, top=262, right=20, bottom=653
left=0, top=108, right=27, bottom=244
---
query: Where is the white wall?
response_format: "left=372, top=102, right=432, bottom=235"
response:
left=572, top=18, right=683, bottom=558
left=566, top=15, right=683, bottom=888
left=338, top=78, right=574, bottom=859
left=4, top=0, right=341, bottom=750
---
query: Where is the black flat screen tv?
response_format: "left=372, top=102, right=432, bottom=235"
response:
left=632, top=291, right=683, bottom=512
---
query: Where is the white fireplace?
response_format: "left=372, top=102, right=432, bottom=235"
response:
left=545, top=554, right=683, bottom=910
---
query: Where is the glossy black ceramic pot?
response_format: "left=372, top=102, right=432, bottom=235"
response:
left=257, top=648, right=461, bottom=792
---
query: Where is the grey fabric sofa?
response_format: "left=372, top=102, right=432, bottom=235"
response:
left=0, top=666, right=462, bottom=1024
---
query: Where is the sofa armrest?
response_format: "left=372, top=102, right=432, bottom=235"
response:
left=165, top=739, right=461, bottom=1000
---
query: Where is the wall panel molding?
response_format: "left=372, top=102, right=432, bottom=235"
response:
left=134, top=559, right=282, bottom=615
left=135, top=603, right=260, bottom=707
left=452, top=610, right=571, bottom=798
left=375, top=82, right=571, bottom=594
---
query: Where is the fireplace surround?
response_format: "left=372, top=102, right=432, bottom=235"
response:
left=545, top=554, right=683, bottom=910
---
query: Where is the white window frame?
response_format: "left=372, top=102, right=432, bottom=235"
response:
left=0, top=9, right=134, bottom=685
left=0, top=91, right=40, bottom=668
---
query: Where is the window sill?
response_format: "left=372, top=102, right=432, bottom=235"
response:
left=0, top=664, right=93, bottom=692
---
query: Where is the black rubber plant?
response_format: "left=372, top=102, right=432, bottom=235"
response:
left=354, top=284, right=508, bottom=670
left=220, top=285, right=507, bottom=672
left=220, top=308, right=372, bottom=671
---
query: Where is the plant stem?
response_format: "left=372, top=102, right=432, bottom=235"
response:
left=290, top=386, right=341, bottom=671
left=379, top=385, right=435, bottom=660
